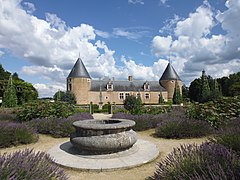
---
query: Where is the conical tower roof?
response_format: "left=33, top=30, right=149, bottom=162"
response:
left=160, top=63, right=181, bottom=81
left=68, top=58, right=91, bottom=79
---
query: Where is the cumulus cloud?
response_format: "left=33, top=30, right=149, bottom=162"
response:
left=174, top=1, right=214, bottom=38
left=152, top=0, right=240, bottom=85
left=34, top=83, right=65, bottom=98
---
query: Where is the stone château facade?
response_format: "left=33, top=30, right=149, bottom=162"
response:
left=67, top=58, right=182, bottom=105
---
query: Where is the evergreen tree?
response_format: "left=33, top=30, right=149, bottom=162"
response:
left=158, top=90, right=164, bottom=104
left=172, top=81, right=182, bottom=104
left=210, top=79, right=222, bottom=100
left=199, top=70, right=211, bottom=103
left=2, top=75, right=18, bottom=107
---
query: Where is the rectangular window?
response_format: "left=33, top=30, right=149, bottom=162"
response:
left=119, top=93, right=124, bottom=100
left=125, top=93, right=130, bottom=99
left=145, top=93, right=150, bottom=100
left=68, top=84, right=72, bottom=91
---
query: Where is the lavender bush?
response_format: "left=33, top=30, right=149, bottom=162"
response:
left=112, top=108, right=193, bottom=132
left=150, top=142, right=240, bottom=179
left=0, top=108, right=17, bottom=121
left=211, top=117, right=240, bottom=154
left=112, top=112, right=164, bottom=131
left=26, top=112, right=93, bottom=137
left=155, top=118, right=213, bottom=139
left=0, top=149, right=68, bottom=180
left=0, top=121, right=38, bottom=148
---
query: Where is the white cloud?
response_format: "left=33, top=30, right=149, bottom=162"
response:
left=23, top=2, right=36, bottom=14
left=95, top=29, right=110, bottom=38
left=112, top=27, right=149, bottom=40
left=34, top=83, right=65, bottom=98
left=152, top=0, right=240, bottom=85
left=128, top=0, right=144, bottom=5
left=152, top=36, right=172, bottom=57
left=160, top=0, right=168, bottom=4
left=159, top=15, right=181, bottom=35
left=174, top=2, right=214, bottom=38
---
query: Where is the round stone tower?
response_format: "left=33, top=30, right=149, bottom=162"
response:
left=159, top=63, right=182, bottom=100
left=67, top=58, right=91, bottom=104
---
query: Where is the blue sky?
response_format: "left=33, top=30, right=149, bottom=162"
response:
left=0, top=0, right=239, bottom=97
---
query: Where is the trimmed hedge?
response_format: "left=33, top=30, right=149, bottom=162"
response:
left=26, top=112, right=93, bottom=138
left=0, top=121, right=38, bottom=148
left=150, top=142, right=240, bottom=179
left=0, top=149, right=68, bottom=180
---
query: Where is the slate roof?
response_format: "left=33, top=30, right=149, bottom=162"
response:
left=160, top=63, right=181, bottom=81
left=68, top=58, right=91, bottom=79
left=90, top=80, right=166, bottom=92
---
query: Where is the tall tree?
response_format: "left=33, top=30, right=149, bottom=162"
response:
left=172, top=81, right=182, bottom=104
left=2, top=75, right=18, bottom=107
left=189, top=78, right=201, bottom=102
left=158, top=90, right=164, bottom=104
left=199, top=70, right=211, bottom=103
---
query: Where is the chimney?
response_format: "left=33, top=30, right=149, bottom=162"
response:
left=128, top=75, right=133, bottom=81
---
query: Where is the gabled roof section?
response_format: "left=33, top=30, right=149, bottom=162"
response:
left=68, top=58, right=91, bottom=79
left=160, top=63, right=181, bottom=81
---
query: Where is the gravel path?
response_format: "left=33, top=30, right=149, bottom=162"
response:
left=0, top=114, right=208, bottom=180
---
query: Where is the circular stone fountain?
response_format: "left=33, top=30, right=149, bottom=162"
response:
left=48, top=118, right=159, bottom=171
left=70, top=119, right=137, bottom=154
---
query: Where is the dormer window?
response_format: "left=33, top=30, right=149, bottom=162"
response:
left=143, top=81, right=150, bottom=91
left=107, top=81, right=113, bottom=91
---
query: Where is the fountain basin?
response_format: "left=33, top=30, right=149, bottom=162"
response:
left=70, top=119, right=137, bottom=154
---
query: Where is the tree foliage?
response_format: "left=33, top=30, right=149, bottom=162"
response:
left=0, top=64, right=38, bottom=105
left=158, top=90, right=164, bottom=104
left=217, top=72, right=240, bottom=97
left=124, top=95, right=142, bottom=114
left=53, top=90, right=76, bottom=104
left=172, top=82, right=182, bottom=104
left=189, top=70, right=223, bottom=102
left=2, top=76, right=18, bottom=107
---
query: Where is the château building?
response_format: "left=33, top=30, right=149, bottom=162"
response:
left=67, top=58, right=182, bottom=105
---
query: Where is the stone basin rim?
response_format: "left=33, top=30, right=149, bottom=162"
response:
left=73, top=119, right=135, bottom=130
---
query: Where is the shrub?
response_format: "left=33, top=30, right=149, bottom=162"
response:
left=0, top=149, right=68, bottom=180
left=16, top=101, right=77, bottom=122
left=187, top=96, right=240, bottom=128
left=0, top=121, right=38, bottom=148
left=155, top=118, right=213, bottom=139
left=27, top=113, right=93, bottom=138
left=150, top=142, right=240, bottom=179
left=211, top=117, right=240, bottom=154
left=124, top=95, right=142, bottom=114
left=113, top=112, right=163, bottom=131
left=0, top=108, right=17, bottom=121
left=141, top=105, right=172, bottom=115
left=113, top=108, right=187, bottom=131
